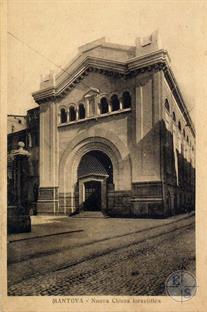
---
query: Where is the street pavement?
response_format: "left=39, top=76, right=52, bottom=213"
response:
left=8, top=212, right=195, bottom=296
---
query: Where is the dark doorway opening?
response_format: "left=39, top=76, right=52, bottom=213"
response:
left=77, top=150, right=114, bottom=212
left=77, top=150, right=113, bottom=184
left=83, top=181, right=101, bottom=211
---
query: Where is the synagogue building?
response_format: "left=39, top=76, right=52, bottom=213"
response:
left=9, top=32, right=195, bottom=217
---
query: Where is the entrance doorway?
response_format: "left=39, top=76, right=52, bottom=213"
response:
left=77, top=150, right=114, bottom=213
left=83, top=180, right=101, bottom=211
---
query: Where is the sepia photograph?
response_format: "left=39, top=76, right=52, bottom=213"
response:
left=1, top=0, right=207, bottom=311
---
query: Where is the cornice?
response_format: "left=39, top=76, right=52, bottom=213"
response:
left=32, top=50, right=168, bottom=104
left=32, top=87, right=56, bottom=103
left=32, top=49, right=195, bottom=136
left=127, top=49, right=169, bottom=71
left=163, top=65, right=195, bottom=137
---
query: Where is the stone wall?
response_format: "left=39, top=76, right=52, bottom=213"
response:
left=161, top=73, right=195, bottom=214
left=107, top=191, right=132, bottom=217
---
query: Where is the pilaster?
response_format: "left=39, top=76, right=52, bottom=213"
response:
left=38, top=101, right=59, bottom=214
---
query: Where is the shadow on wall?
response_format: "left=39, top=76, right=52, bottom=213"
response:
left=107, top=119, right=195, bottom=218
left=161, top=120, right=195, bottom=215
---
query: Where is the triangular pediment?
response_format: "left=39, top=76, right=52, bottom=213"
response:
left=84, top=88, right=100, bottom=98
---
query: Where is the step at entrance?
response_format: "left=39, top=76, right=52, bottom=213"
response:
left=71, top=211, right=109, bottom=219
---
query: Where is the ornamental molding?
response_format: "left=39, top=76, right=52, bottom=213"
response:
left=32, top=49, right=168, bottom=104
left=32, top=48, right=194, bottom=135
left=163, top=66, right=195, bottom=136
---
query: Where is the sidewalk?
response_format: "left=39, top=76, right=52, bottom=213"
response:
left=8, top=215, right=84, bottom=242
left=8, top=212, right=194, bottom=243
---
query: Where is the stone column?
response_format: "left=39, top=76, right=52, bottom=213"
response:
left=119, top=100, right=123, bottom=110
left=76, top=107, right=79, bottom=120
left=8, top=142, right=32, bottom=234
left=96, top=100, right=101, bottom=115
left=66, top=110, right=70, bottom=123
left=85, top=99, right=90, bottom=117
left=58, top=111, right=61, bottom=124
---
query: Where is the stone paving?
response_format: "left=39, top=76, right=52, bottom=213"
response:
left=9, top=211, right=194, bottom=243
left=8, top=221, right=195, bottom=296
left=8, top=213, right=194, bottom=286
left=8, top=212, right=194, bottom=262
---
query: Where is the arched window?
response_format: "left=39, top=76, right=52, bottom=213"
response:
left=60, top=108, right=67, bottom=123
left=78, top=103, right=85, bottom=119
left=172, top=112, right=176, bottom=122
left=100, top=97, right=109, bottom=114
left=122, top=91, right=131, bottom=109
left=183, top=129, right=186, bottom=138
left=69, top=106, right=76, bottom=122
left=111, top=94, right=120, bottom=112
left=178, top=121, right=182, bottom=131
left=164, top=99, right=170, bottom=112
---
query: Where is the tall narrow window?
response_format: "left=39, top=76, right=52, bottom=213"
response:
left=164, top=99, right=170, bottom=112
left=111, top=94, right=120, bottom=111
left=69, top=106, right=76, bottom=121
left=178, top=121, right=182, bottom=131
left=183, top=129, right=186, bottom=138
left=172, top=112, right=176, bottom=122
left=60, top=108, right=67, bottom=123
left=79, top=103, right=85, bottom=119
left=100, top=97, right=109, bottom=114
left=122, top=91, right=131, bottom=109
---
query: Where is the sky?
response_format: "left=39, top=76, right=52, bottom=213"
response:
left=7, top=0, right=206, bottom=121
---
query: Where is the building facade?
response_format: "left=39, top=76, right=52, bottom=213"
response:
left=31, top=32, right=195, bottom=217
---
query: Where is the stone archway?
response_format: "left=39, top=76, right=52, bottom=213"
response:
left=58, top=129, right=131, bottom=214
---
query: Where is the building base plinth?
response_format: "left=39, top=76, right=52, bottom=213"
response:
left=37, top=187, right=59, bottom=215
left=8, top=206, right=31, bottom=234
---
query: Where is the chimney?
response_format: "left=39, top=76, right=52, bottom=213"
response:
left=78, top=37, right=106, bottom=53
left=135, top=30, right=162, bottom=57
left=40, top=71, right=55, bottom=90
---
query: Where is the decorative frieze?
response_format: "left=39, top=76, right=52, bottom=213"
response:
left=32, top=51, right=168, bottom=105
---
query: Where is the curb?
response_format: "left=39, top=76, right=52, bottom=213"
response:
left=8, top=229, right=84, bottom=243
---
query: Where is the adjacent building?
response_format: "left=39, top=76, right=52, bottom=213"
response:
left=7, top=107, right=39, bottom=210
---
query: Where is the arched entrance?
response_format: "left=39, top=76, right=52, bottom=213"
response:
left=58, top=130, right=131, bottom=214
left=77, top=150, right=113, bottom=212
